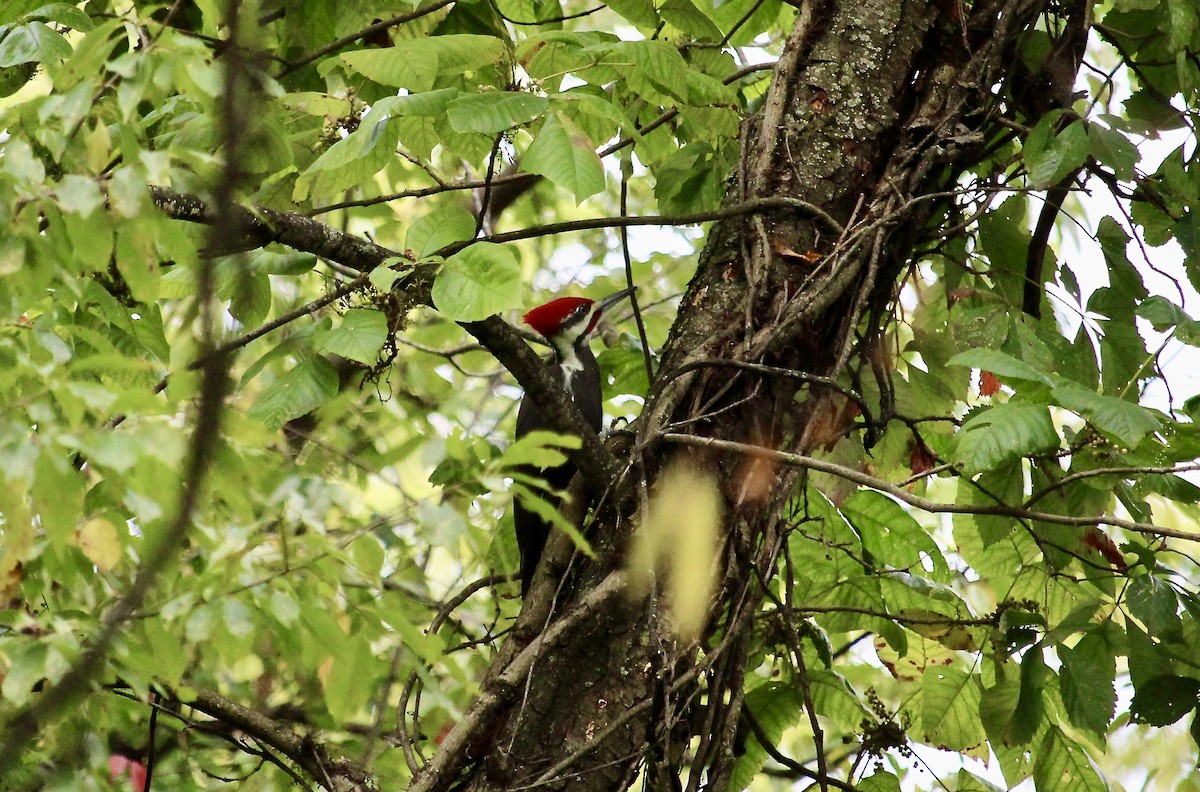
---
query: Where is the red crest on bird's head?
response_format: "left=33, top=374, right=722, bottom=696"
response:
left=522, top=297, right=595, bottom=338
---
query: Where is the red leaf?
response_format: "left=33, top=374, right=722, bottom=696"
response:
left=909, top=440, right=936, bottom=478
left=979, top=370, right=1001, bottom=396
left=1082, top=528, right=1127, bottom=570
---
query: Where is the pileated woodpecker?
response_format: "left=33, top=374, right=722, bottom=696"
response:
left=513, top=287, right=635, bottom=596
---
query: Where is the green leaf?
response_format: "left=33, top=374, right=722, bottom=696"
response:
left=295, top=105, right=400, bottom=200
left=1023, top=115, right=1088, bottom=188
left=324, top=635, right=375, bottom=721
left=269, top=590, right=301, bottom=625
left=55, top=175, right=103, bottom=216
left=1, top=642, right=48, bottom=706
left=138, top=620, right=187, bottom=687
left=979, top=677, right=1020, bottom=745
left=598, top=346, right=651, bottom=401
left=603, top=0, right=659, bottom=27
left=975, top=198, right=1030, bottom=308
left=1123, top=89, right=1185, bottom=131
left=1178, top=209, right=1199, bottom=265
left=947, top=348, right=1052, bottom=387
left=406, top=206, right=476, bottom=259
left=1032, top=727, right=1107, bottom=792
left=1127, top=621, right=1172, bottom=690
left=381, top=88, right=462, bottom=117
left=446, top=91, right=548, bottom=133
left=730, top=683, right=805, bottom=790
left=223, top=597, right=254, bottom=638
left=248, top=356, right=340, bottom=430
left=351, top=533, right=386, bottom=582
left=25, top=3, right=93, bottom=28
left=953, top=403, right=1058, bottom=475
left=431, top=243, right=521, bottom=321
left=659, top=0, right=723, bottom=40
left=0, top=60, right=36, bottom=96
left=921, top=667, right=985, bottom=751
left=1165, top=0, right=1199, bottom=51
left=809, top=670, right=868, bottom=726
left=1130, top=675, right=1200, bottom=726
left=228, top=271, right=271, bottom=329
left=185, top=604, right=216, bottom=643
left=0, top=21, right=71, bottom=67
left=339, top=35, right=507, bottom=92
left=1136, top=294, right=1191, bottom=331
left=653, top=142, right=726, bottom=213
left=681, top=70, right=735, bottom=105
left=316, top=309, right=388, bottom=365
left=1127, top=574, right=1180, bottom=638
left=253, top=250, right=317, bottom=276
left=1059, top=631, right=1116, bottom=735
left=278, top=91, right=353, bottom=116
left=509, top=480, right=595, bottom=557
left=958, top=462, right=1024, bottom=545
left=616, top=40, right=690, bottom=103
left=841, top=490, right=946, bottom=574
left=1087, top=122, right=1140, bottom=181
left=1132, top=295, right=1200, bottom=345
left=954, top=770, right=1005, bottom=792
left=857, top=770, right=901, bottom=792
left=1052, top=380, right=1160, bottom=448
left=369, top=257, right=409, bottom=291
left=497, top=430, right=581, bottom=469
left=33, top=452, right=84, bottom=547
left=521, top=111, right=605, bottom=200
left=1010, top=647, right=1048, bottom=745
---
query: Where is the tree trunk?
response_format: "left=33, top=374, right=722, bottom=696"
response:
left=417, top=0, right=1063, bottom=788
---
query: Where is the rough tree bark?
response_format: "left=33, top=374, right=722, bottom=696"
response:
left=410, top=0, right=1081, bottom=789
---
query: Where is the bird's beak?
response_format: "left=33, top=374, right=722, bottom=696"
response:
left=596, top=286, right=636, bottom=313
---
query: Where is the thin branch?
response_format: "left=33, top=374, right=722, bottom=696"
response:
left=782, top=550, right=827, bottom=792
left=108, top=686, right=319, bottom=792
left=742, top=708, right=857, bottom=792
left=308, top=172, right=535, bottom=216
left=490, top=0, right=605, bottom=26
left=145, top=692, right=160, bottom=792
left=397, top=336, right=486, bottom=357
left=276, top=0, right=456, bottom=78
left=659, top=434, right=1200, bottom=542
left=397, top=574, right=508, bottom=772
left=185, top=686, right=369, bottom=789
left=662, top=359, right=874, bottom=431
left=789, top=605, right=995, bottom=626
left=475, top=132, right=506, bottom=237
left=149, top=185, right=409, bottom=273
left=1027, top=461, right=1200, bottom=507
left=619, top=162, right=655, bottom=384
left=459, top=196, right=845, bottom=252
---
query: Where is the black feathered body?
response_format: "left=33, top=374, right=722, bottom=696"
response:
left=513, top=338, right=602, bottom=595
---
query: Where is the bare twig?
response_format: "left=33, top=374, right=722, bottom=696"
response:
left=659, top=434, right=1200, bottom=542
left=619, top=163, right=655, bottom=384
left=277, top=0, right=456, bottom=77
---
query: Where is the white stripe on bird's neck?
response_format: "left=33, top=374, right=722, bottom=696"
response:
left=554, top=338, right=586, bottom=375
